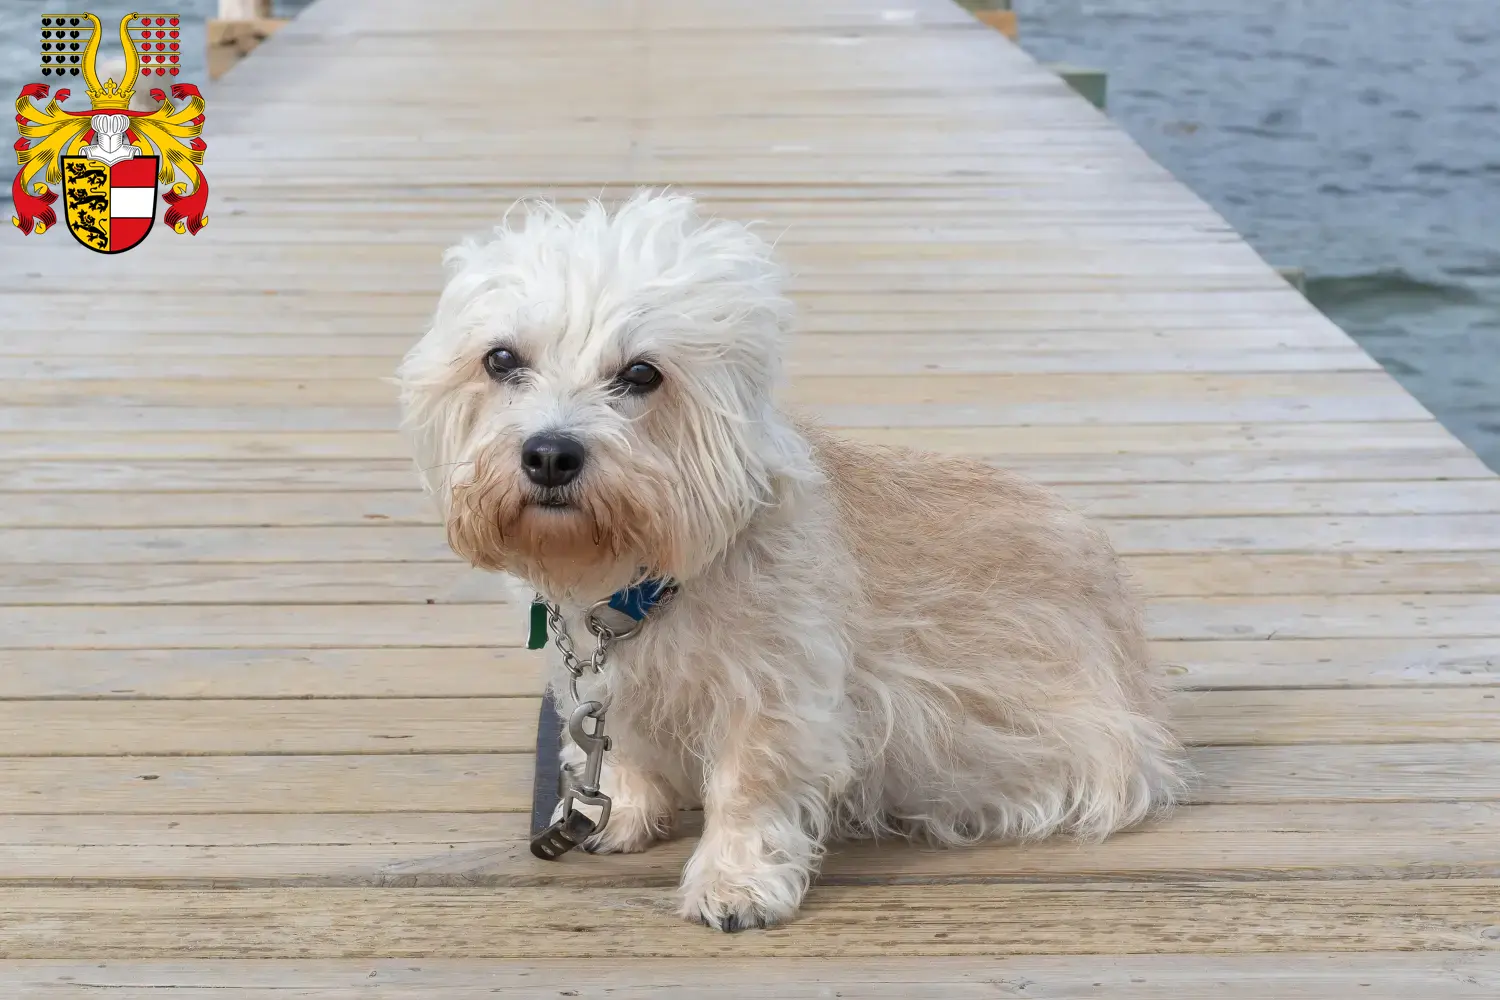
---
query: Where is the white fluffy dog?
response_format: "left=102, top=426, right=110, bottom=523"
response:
left=397, top=192, right=1184, bottom=931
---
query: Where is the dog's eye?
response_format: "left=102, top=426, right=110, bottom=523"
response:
left=615, top=361, right=662, bottom=394
left=483, top=347, right=523, bottom=381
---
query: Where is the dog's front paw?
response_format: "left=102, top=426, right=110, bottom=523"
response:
left=554, top=743, right=675, bottom=855
left=677, top=860, right=805, bottom=932
left=582, top=800, right=672, bottom=854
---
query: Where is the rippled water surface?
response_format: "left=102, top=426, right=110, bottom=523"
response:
left=1016, top=0, right=1500, bottom=470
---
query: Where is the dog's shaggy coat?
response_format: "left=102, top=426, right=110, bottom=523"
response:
left=397, top=192, right=1185, bottom=930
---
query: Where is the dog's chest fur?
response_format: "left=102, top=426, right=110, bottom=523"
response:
left=543, top=473, right=860, bottom=800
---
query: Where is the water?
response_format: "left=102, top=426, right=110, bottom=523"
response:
left=1015, top=0, right=1500, bottom=471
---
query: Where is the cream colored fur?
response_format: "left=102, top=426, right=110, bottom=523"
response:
left=397, top=191, right=1185, bottom=931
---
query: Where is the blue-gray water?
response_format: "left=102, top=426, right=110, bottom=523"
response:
left=1017, top=0, right=1500, bottom=471
left=7, top=1, right=1497, bottom=470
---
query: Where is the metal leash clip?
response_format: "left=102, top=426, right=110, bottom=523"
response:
left=530, top=699, right=612, bottom=860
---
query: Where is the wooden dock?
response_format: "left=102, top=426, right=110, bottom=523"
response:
left=4, top=0, right=1499, bottom=993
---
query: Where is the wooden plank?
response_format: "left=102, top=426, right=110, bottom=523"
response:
left=1128, top=553, right=1500, bottom=597
left=1191, top=744, right=1500, bottom=802
left=0, top=605, right=518, bottom=649
left=846, top=423, right=1455, bottom=454
left=0, top=325, right=1363, bottom=357
left=0, top=689, right=1493, bottom=757
left=0, top=562, right=501, bottom=606
left=0, top=755, right=535, bottom=814
left=5, top=595, right=1498, bottom=649
left=0, top=305, right=1350, bottom=338
left=0, top=492, right=439, bottom=529
left=7, top=517, right=1498, bottom=567
left=0, top=421, right=1454, bottom=461
left=3, top=481, right=1498, bottom=530
left=0, top=347, right=1380, bottom=382
left=0, top=648, right=542, bottom=699
left=3, top=450, right=1488, bottom=493
left=0, top=291, right=1333, bottom=333
left=1067, top=480, right=1500, bottom=518
left=0, top=370, right=1409, bottom=404
left=0, top=881, right=1495, bottom=957
left=5, top=552, right=1497, bottom=606
left=5, top=954, right=1498, bottom=999
left=1106, top=515, right=1500, bottom=553
left=0, top=699, right=541, bottom=756
left=0, top=803, right=1495, bottom=888
left=1147, top=594, right=1500, bottom=640
left=1, top=636, right=1495, bottom=700
left=1159, top=638, right=1500, bottom=689
left=1174, top=688, right=1500, bottom=744
left=0, top=393, right=1431, bottom=430
left=0, top=744, right=1493, bottom=815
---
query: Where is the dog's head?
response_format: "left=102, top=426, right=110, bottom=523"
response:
left=397, top=192, right=811, bottom=598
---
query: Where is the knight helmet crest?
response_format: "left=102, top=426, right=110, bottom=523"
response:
left=11, top=12, right=208, bottom=254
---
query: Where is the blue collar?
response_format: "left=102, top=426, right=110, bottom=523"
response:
left=606, top=577, right=676, bottom=622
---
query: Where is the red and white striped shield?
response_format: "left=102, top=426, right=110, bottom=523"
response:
left=60, top=154, right=160, bottom=254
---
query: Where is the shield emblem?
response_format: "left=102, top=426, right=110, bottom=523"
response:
left=61, top=154, right=159, bottom=254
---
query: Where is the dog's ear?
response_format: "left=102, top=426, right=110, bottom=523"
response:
left=396, top=338, right=486, bottom=504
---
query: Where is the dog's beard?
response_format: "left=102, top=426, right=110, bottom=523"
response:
left=447, top=449, right=685, bottom=598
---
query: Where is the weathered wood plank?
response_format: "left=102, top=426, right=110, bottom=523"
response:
left=0, top=648, right=543, bottom=699
left=7, top=518, right=1497, bottom=567
left=0, top=755, right=534, bottom=814
left=0, top=881, right=1495, bottom=957
left=3, top=450, right=1488, bottom=492
left=0, top=421, right=1452, bottom=461
left=1107, top=516, right=1500, bottom=553
left=0, top=803, right=1495, bottom=887
left=1069, top=481, right=1500, bottom=518
left=1, top=636, right=1495, bottom=699
left=0, top=745, right=1493, bottom=815
left=0, top=347, right=1380, bottom=381
left=1158, top=638, right=1500, bottom=689
left=0, top=370, right=1412, bottom=408
left=0, top=325, right=1361, bottom=357
left=1191, top=744, right=1500, bottom=802
left=4, top=552, right=1497, bottom=606
left=0, top=699, right=540, bottom=756
left=4, top=595, right=1498, bottom=648
left=0, top=394, right=1430, bottom=430
left=5, top=954, right=1498, bottom=999
left=3, top=483, right=1498, bottom=530
left=1128, top=553, right=1500, bottom=597
left=0, top=689, right=1492, bottom=757
left=1148, top=595, right=1500, bottom=640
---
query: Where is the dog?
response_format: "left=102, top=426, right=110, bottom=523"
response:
left=397, top=191, right=1185, bottom=931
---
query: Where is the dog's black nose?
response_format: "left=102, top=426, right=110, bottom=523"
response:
left=521, top=433, right=586, bottom=488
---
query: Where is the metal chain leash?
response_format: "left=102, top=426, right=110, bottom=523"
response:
left=530, top=595, right=644, bottom=861
left=543, top=597, right=640, bottom=704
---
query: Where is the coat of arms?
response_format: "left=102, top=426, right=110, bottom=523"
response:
left=11, top=12, right=208, bottom=254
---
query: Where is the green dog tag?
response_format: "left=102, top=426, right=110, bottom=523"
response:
left=528, top=600, right=548, bottom=650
